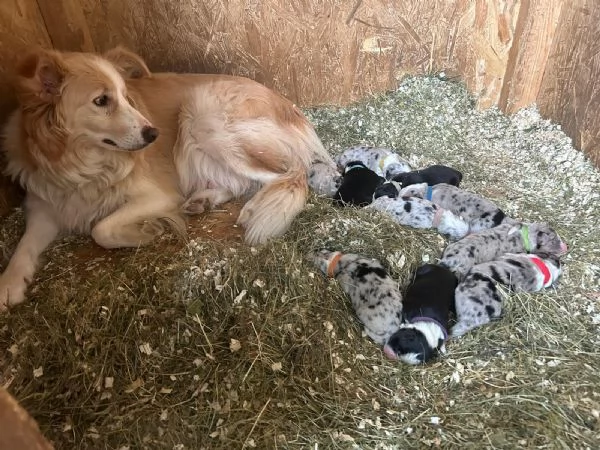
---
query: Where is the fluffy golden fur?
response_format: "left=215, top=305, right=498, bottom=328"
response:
left=0, top=47, right=331, bottom=310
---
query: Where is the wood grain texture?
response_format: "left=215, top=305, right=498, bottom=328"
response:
left=78, top=0, right=481, bottom=106
left=35, top=0, right=95, bottom=51
left=537, top=0, right=600, bottom=165
left=452, top=0, right=522, bottom=109
left=499, top=0, right=564, bottom=113
left=0, top=0, right=52, bottom=215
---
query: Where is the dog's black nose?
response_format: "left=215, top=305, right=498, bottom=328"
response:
left=141, top=126, right=159, bottom=144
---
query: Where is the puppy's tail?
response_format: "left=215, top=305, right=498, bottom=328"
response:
left=237, top=168, right=308, bottom=245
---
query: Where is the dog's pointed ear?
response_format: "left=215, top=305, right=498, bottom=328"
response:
left=16, top=50, right=66, bottom=103
left=104, top=46, right=151, bottom=79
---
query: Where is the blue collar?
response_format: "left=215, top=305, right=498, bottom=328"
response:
left=425, top=185, right=434, bottom=201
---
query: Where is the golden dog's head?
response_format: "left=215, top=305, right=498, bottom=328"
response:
left=15, top=47, right=158, bottom=154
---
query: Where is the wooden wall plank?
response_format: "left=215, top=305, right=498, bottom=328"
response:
left=537, top=0, right=600, bottom=165
left=499, top=0, right=564, bottom=113
left=77, top=0, right=483, bottom=106
left=451, top=0, right=523, bottom=109
left=35, top=0, right=95, bottom=51
left=0, top=0, right=53, bottom=216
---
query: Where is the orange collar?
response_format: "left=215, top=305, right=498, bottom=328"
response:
left=327, top=252, right=343, bottom=278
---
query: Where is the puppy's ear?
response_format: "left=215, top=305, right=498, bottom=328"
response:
left=103, top=46, right=151, bottom=79
left=16, top=50, right=66, bottom=103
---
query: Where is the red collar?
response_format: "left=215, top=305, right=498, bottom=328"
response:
left=528, top=255, right=551, bottom=285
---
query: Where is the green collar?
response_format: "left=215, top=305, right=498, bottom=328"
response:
left=520, top=225, right=531, bottom=252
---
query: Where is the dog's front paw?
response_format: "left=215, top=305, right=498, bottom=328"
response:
left=0, top=275, right=27, bottom=312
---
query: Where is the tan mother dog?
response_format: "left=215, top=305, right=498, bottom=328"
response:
left=0, top=47, right=332, bottom=310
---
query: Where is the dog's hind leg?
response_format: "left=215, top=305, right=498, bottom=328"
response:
left=0, top=195, right=60, bottom=310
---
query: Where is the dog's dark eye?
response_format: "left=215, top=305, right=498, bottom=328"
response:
left=93, top=95, right=110, bottom=107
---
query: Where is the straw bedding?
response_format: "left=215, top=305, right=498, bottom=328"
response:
left=1, top=75, right=599, bottom=449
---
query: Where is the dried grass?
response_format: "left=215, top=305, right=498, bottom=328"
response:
left=1, top=76, right=599, bottom=449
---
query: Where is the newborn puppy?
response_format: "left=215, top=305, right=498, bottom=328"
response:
left=384, top=264, right=458, bottom=365
left=311, top=249, right=403, bottom=345
left=308, top=161, right=342, bottom=198
left=452, top=253, right=562, bottom=337
left=336, top=145, right=412, bottom=179
left=399, top=182, right=516, bottom=232
left=440, top=222, right=568, bottom=278
left=373, top=180, right=402, bottom=200
left=368, top=196, right=469, bottom=241
left=392, top=164, right=463, bottom=188
left=334, top=161, right=385, bottom=206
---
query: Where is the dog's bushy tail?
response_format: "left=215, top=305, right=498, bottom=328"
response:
left=237, top=168, right=307, bottom=245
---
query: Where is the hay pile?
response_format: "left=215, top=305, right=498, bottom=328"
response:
left=1, top=76, right=599, bottom=449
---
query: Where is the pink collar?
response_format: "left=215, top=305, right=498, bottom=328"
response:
left=528, top=255, right=552, bottom=285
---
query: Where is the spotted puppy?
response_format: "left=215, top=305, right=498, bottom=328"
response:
left=368, top=195, right=469, bottom=240
left=311, top=249, right=403, bottom=345
left=440, top=222, right=568, bottom=278
left=452, top=253, right=562, bottom=337
left=334, top=161, right=385, bottom=206
left=308, top=160, right=342, bottom=198
left=336, top=145, right=412, bottom=179
left=384, top=264, right=458, bottom=365
left=391, top=164, right=462, bottom=188
left=399, top=182, right=516, bottom=232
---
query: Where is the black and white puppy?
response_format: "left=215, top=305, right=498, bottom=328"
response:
left=334, top=161, right=385, bottom=206
left=311, top=249, right=404, bottom=345
left=367, top=195, right=470, bottom=241
left=439, top=222, right=568, bottom=278
left=399, top=182, right=516, bottom=232
left=452, top=253, right=562, bottom=337
left=391, top=164, right=463, bottom=188
left=384, top=264, right=458, bottom=365
left=336, top=145, right=412, bottom=179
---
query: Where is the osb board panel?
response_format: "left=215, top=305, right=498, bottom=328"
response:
left=0, top=0, right=52, bottom=119
left=35, top=0, right=95, bottom=52
left=499, top=0, right=564, bottom=113
left=79, top=0, right=514, bottom=107
left=450, top=0, right=522, bottom=109
left=0, top=0, right=52, bottom=216
left=537, top=0, right=600, bottom=166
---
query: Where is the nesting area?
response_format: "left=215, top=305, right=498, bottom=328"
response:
left=0, top=76, right=599, bottom=449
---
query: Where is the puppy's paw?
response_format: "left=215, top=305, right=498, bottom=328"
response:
left=140, top=219, right=165, bottom=240
left=449, top=322, right=473, bottom=338
left=182, top=197, right=209, bottom=215
left=183, top=188, right=234, bottom=215
left=0, top=276, right=27, bottom=312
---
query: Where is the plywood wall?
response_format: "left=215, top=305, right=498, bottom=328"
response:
left=0, top=0, right=598, bottom=215
left=537, top=0, right=600, bottom=166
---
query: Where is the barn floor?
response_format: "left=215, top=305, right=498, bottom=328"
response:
left=1, top=76, right=599, bottom=449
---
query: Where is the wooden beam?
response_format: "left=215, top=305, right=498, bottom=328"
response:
left=35, top=0, right=95, bottom=52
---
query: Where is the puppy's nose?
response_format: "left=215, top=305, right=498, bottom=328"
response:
left=141, top=126, right=159, bottom=144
